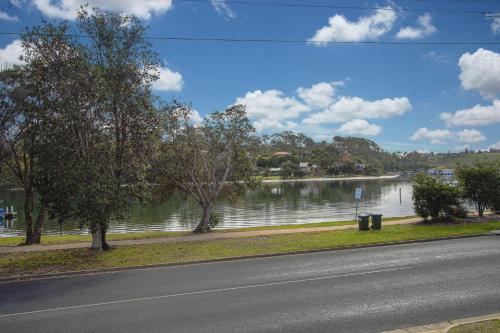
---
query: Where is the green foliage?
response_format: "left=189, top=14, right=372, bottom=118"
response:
left=455, top=162, right=500, bottom=217
left=257, top=155, right=298, bottom=168
left=155, top=103, right=258, bottom=233
left=209, top=213, right=221, bottom=229
left=412, top=174, right=461, bottom=220
left=280, top=160, right=299, bottom=179
left=0, top=9, right=161, bottom=249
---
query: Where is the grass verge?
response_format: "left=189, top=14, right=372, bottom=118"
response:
left=448, top=319, right=500, bottom=333
left=0, top=221, right=498, bottom=279
left=0, top=216, right=417, bottom=246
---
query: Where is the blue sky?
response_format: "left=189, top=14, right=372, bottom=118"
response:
left=1, top=0, right=500, bottom=152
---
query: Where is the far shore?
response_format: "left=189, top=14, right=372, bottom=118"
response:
left=261, top=174, right=400, bottom=183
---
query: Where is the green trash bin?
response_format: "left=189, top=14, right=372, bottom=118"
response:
left=371, top=214, right=382, bottom=230
left=358, top=214, right=370, bottom=231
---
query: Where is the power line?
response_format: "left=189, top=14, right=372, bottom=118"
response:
left=1, top=32, right=500, bottom=46
left=183, top=0, right=500, bottom=15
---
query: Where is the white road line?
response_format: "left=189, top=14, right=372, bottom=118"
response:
left=0, top=266, right=411, bottom=319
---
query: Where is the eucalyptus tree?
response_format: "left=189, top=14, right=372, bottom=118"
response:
left=0, top=61, right=50, bottom=244
left=156, top=103, right=258, bottom=233
left=0, top=22, right=97, bottom=244
left=455, top=162, right=500, bottom=217
left=73, top=8, right=161, bottom=249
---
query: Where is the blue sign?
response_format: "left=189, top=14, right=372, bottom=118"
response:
left=355, top=188, right=363, bottom=200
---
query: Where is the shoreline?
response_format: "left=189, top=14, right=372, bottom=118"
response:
left=261, top=174, right=400, bottom=183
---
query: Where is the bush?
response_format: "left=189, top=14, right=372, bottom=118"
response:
left=208, top=213, right=221, bottom=229
left=412, top=174, right=461, bottom=220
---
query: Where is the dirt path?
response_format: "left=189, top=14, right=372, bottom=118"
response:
left=0, top=217, right=421, bottom=254
left=261, top=174, right=400, bottom=183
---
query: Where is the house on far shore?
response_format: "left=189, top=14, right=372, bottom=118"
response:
left=428, top=168, right=454, bottom=176
left=340, top=151, right=352, bottom=162
left=300, top=150, right=311, bottom=161
left=299, top=162, right=319, bottom=174
left=355, top=163, right=365, bottom=172
left=269, top=167, right=282, bottom=176
left=272, top=151, right=292, bottom=158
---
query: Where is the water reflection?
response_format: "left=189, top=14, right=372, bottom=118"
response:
left=0, top=178, right=415, bottom=236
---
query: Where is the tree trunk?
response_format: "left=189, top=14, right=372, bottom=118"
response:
left=91, top=222, right=110, bottom=250
left=194, top=203, right=213, bottom=234
left=23, top=186, right=35, bottom=245
left=478, top=203, right=484, bottom=217
left=32, top=207, right=47, bottom=244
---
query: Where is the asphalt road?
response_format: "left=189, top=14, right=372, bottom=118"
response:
left=0, top=236, right=499, bottom=333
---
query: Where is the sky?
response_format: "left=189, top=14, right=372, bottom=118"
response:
left=1, top=0, right=500, bottom=153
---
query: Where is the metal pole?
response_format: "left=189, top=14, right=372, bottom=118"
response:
left=354, top=199, right=359, bottom=223
left=399, top=188, right=402, bottom=204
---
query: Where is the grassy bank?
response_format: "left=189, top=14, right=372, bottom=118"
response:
left=1, top=221, right=498, bottom=279
left=448, top=319, right=500, bottom=333
left=0, top=216, right=417, bottom=247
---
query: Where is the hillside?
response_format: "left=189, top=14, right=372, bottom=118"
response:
left=428, top=152, right=500, bottom=168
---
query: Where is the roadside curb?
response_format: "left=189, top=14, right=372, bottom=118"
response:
left=382, top=312, right=500, bottom=332
left=0, top=233, right=493, bottom=284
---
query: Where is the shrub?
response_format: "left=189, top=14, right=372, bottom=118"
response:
left=412, top=174, right=461, bottom=220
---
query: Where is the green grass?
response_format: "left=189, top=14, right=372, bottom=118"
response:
left=448, top=319, right=500, bottom=333
left=0, top=230, right=190, bottom=247
left=0, top=215, right=417, bottom=246
left=0, top=220, right=498, bottom=278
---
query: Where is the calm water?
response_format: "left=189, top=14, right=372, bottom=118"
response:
left=0, top=178, right=415, bottom=237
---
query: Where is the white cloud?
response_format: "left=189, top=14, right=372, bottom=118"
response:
left=234, top=89, right=312, bottom=133
left=151, top=66, right=183, bottom=92
left=491, top=16, right=500, bottom=34
left=0, top=39, right=24, bottom=66
left=252, top=119, right=298, bottom=133
left=411, top=127, right=486, bottom=145
left=308, top=7, right=396, bottom=45
left=458, top=48, right=500, bottom=100
left=489, top=141, right=500, bottom=150
left=441, top=100, right=500, bottom=126
left=0, top=11, right=18, bottom=21
left=296, top=82, right=342, bottom=108
left=211, top=0, right=235, bottom=18
left=303, top=96, right=411, bottom=124
left=31, top=0, right=173, bottom=20
left=456, top=129, right=486, bottom=143
left=190, top=110, right=203, bottom=124
left=337, top=119, right=382, bottom=136
left=234, top=89, right=310, bottom=121
left=410, top=127, right=454, bottom=145
left=9, top=0, right=23, bottom=8
left=396, top=13, right=436, bottom=39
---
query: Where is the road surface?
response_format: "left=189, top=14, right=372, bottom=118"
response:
left=0, top=236, right=499, bottom=332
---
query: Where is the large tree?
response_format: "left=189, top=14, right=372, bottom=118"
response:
left=456, top=162, right=500, bottom=217
left=1, top=10, right=161, bottom=249
left=0, top=27, right=69, bottom=244
left=0, top=67, right=48, bottom=244
left=74, top=8, right=161, bottom=249
left=156, top=103, right=257, bottom=233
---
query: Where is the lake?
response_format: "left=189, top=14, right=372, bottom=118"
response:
left=0, top=177, right=415, bottom=237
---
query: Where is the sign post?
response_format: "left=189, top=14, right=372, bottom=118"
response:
left=354, top=187, right=362, bottom=222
